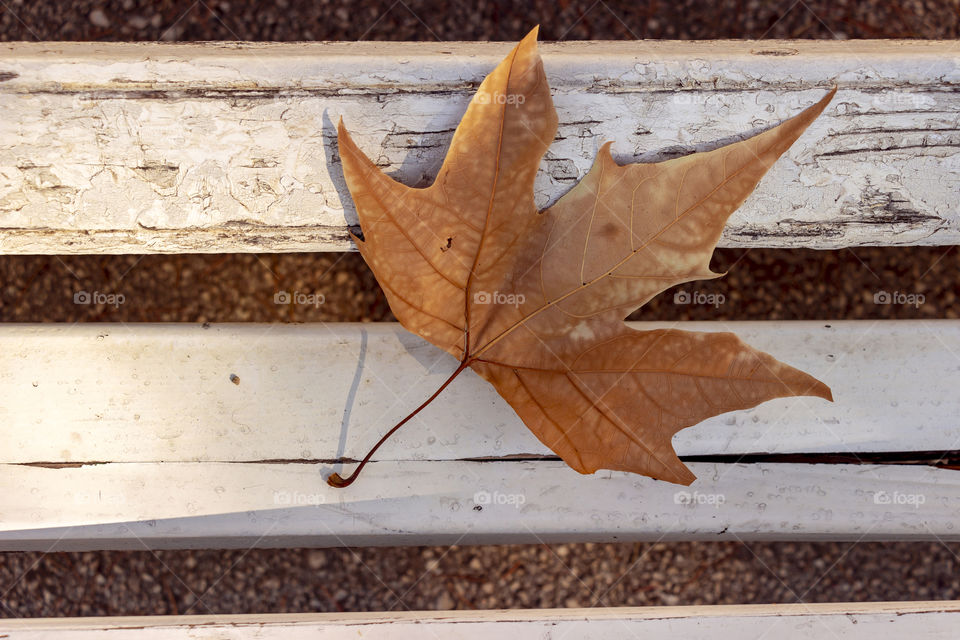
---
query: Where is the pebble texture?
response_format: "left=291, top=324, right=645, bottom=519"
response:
left=1, top=0, right=960, bottom=618
left=3, top=542, right=960, bottom=615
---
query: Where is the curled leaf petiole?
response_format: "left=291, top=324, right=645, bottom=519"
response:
left=327, top=360, right=470, bottom=488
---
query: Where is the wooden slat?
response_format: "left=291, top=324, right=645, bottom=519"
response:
left=2, top=462, right=959, bottom=550
left=3, top=603, right=960, bottom=639
left=1, top=321, right=956, bottom=465
left=0, top=40, right=957, bottom=253
left=3, top=320, right=958, bottom=549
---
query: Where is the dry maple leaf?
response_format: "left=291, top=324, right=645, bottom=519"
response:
left=329, top=27, right=834, bottom=488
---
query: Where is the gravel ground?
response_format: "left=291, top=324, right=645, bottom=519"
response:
left=4, top=542, right=960, bottom=615
left=1, top=248, right=957, bottom=324
left=0, top=0, right=958, bottom=41
left=2, top=0, right=960, bottom=619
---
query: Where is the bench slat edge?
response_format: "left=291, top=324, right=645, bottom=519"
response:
left=3, top=602, right=960, bottom=638
left=0, top=461, right=956, bottom=549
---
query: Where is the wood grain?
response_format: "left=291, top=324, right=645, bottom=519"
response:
left=1, top=40, right=957, bottom=253
left=1, top=461, right=957, bottom=549
left=3, top=603, right=960, bottom=639
left=0, top=321, right=953, bottom=465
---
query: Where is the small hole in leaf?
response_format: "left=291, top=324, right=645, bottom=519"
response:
left=441, top=237, right=453, bottom=252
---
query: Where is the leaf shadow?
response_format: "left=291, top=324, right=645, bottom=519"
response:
left=321, top=97, right=473, bottom=230
left=387, top=97, right=470, bottom=187
left=333, top=326, right=368, bottom=470
left=320, top=108, right=360, bottom=233
left=609, top=121, right=785, bottom=165
left=319, top=325, right=463, bottom=483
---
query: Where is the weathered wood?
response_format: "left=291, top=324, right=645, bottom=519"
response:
left=3, top=603, right=960, bottom=638
left=1, top=40, right=958, bottom=253
left=1, top=461, right=958, bottom=549
left=1, top=320, right=959, bottom=550
left=0, top=321, right=954, bottom=465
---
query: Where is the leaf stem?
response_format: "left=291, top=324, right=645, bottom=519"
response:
left=327, top=360, right=471, bottom=488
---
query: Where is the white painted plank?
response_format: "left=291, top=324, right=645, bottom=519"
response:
left=1, top=41, right=958, bottom=253
left=1, top=461, right=958, bottom=549
left=3, top=603, right=960, bottom=639
left=0, top=321, right=955, bottom=465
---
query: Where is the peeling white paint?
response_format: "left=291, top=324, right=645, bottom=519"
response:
left=0, top=40, right=956, bottom=253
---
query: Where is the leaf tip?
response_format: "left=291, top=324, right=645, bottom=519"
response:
left=821, top=84, right=838, bottom=104
left=816, top=381, right=834, bottom=403
left=803, top=85, right=838, bottom=122
left=597, top=140, right=618, bottom=166
left=514, top=26, right=542, bottom=56
left=798, top=375, right=833, bottom=403
left=336, top=118, right=349, bottom=147
left=667, top=464, right=697, bottom=486
left=347, top=224, right=366, bottom=245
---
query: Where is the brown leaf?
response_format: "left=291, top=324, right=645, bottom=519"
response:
left=336, top=27, right=834, bottom=486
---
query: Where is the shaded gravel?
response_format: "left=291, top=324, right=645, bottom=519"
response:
left=0, top=247, right=957, bottom=324
left=2, top=0, right=960, bottom=619
left=4, top=542, right=960, bottom=615
left=0, top=0, right=958, bottom=41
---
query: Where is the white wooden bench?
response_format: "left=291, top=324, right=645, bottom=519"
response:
left=1, top=39, right=959, bottom=635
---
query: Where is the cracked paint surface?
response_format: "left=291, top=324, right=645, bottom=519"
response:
left=0, top=40, right=958, bottom=253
